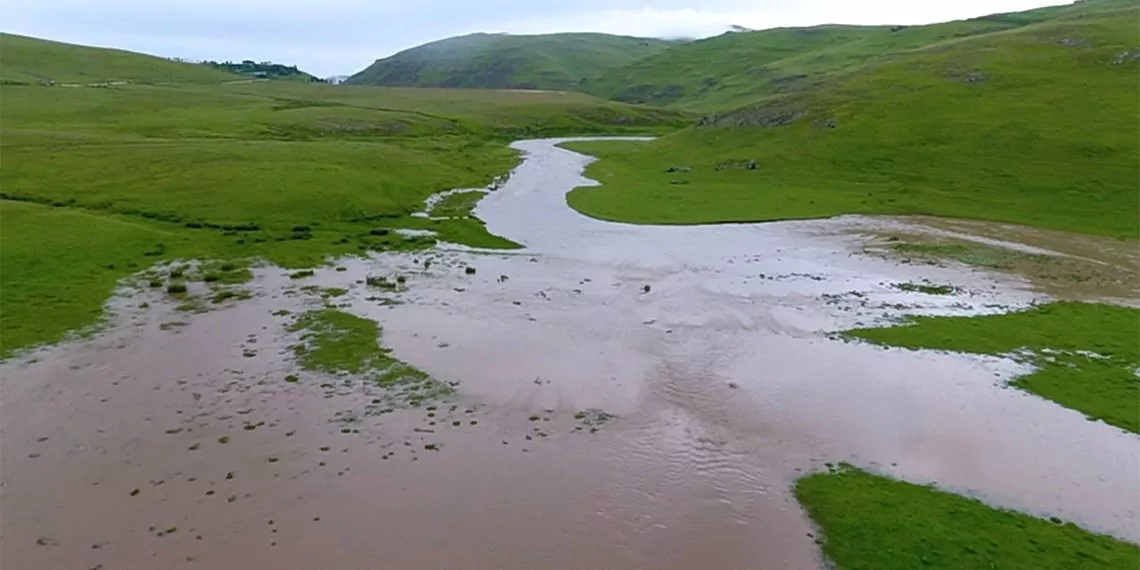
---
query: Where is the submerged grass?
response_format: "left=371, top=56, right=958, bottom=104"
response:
left=894, top=281, right=959, bottom=295
left=287, top=310, right=391, bottom=374
left=795, top=464, right=1140, bottom=570
left=888, top=242, right=1043, bottom=269
left=287, top=309, right=453, bottom=405
left=845, top=302, right=1140, bottom=432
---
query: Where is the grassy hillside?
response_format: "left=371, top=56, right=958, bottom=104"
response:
left=583, top=0, right=1137, bottom=111
left=564, top=1, right=1140, bottom=239
left=346, top=32, right=677, bottom=90
left=0, top=37, right=686, bottom=358
left=0, top=33, right=239, bottom=85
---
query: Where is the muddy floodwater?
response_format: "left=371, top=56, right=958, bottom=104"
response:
left=2, top=138, right=1138, bottom=569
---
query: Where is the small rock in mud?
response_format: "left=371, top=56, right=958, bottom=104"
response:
left=35, top=537, right=58, bottom=547
left=464, top=266, right=477, bottom=275
left=641, top=284, right=651, bottom=293
left=574, top=408, right=617, bottom=428
left=728, top=382, right=740, bottom=389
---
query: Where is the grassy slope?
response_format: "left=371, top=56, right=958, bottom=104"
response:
left=584, top=0, right=1135, bottom=112
left=0, top=37, right=685, bottom=357
left=845, top=302, right=1140, bottom=433
left=796, top=465, right=1139, bottom=570
left=346, top=32, right=676, bottom=91
left=0, top=33, right=239, bottom=84
left=563, top=2, right=1140, bottom=239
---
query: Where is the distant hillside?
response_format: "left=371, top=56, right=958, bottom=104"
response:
left=0, top=33, right=239, bottom=85
left=203, top=60, right=324, bottom=82
left=346, top=32, right=677, bottom=90
left=565, top=0, right=1140, bottom=238
left=582, top=0, right=1140, bottom=112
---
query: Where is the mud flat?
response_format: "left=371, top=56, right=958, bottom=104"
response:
left=2, top=138, right=1136, bottom=570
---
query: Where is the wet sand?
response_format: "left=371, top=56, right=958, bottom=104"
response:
left=2, top=138, right=1137, bottom=570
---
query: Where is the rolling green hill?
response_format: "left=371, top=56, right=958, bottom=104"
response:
left=0, top=33, right=240, bottom=85
left=563, top=0, right=1140, bottom=238
left=346, top=32, right=678, bottom=90
left=582, top=0, right=1139, bottom=111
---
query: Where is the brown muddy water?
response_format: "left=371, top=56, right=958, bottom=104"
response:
left=2, top=138, right=1138, bottom=569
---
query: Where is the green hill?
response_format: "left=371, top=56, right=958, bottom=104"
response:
left=582, top=0, right=1139, bottom=112
left=0, top=33, right=240, bottom=85
left=563, top=0, right=1140, bottom=239
left=346, top=32, right=678, bottom=90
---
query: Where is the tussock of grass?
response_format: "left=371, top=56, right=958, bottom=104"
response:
left=795, top=464, right=1139, bottom=570
left=845, top=302, right=1140, bottom=432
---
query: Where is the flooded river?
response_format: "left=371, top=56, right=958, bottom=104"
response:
left=2, top=138, right=1137, bottom=569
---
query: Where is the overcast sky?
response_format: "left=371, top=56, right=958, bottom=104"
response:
left=5, top=0, right=1066, bottom=77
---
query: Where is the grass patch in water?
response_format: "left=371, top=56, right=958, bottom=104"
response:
left=288, top=309, right=452, bottom=405
left=893, top=281, right=959, bottom=295
left=195, top=260, right=253, bottom=284
left=889, top=242, right=1043, bottom=269
left=211, top=289, right=252, bottom=304
left=300, top=285, right=349, bottom=299
left=430, top=191, right=485, bottom=218
left=795, top=464, right=1139, bottom=570
left=288, top=310, right=388, bottom=374
left=845, top=302, right=1140, bottom=432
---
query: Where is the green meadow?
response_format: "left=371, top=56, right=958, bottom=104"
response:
left=0, top=35, right=685, bottom=357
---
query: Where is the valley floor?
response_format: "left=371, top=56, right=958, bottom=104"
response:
left=2, top=139, right=1137, bottom=570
